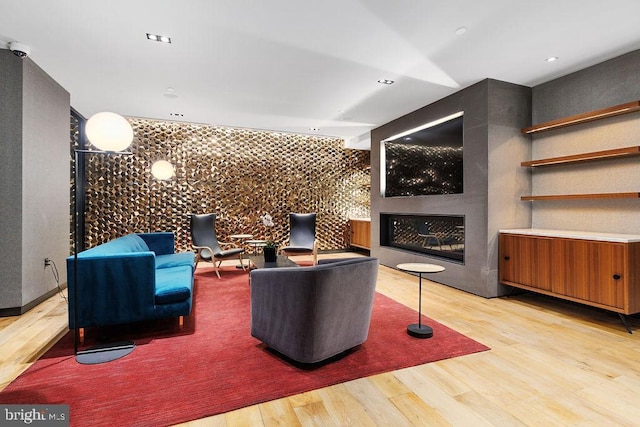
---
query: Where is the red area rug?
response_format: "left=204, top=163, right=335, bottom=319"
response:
left=0, top=265, right=489, bottom=426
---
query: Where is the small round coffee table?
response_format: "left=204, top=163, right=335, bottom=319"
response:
left=396, top=263, right=445, bottom=339
left=245, top=239, right=267, bottom=255
left=230, top=233, right=253, bottom=242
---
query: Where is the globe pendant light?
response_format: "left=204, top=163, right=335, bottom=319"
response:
left=151, top=160, right=174, bottom=180
left=85, top=112, right=134, bottom=152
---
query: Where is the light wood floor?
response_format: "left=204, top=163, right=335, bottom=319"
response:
left=2, top=252, right=640, bottom=426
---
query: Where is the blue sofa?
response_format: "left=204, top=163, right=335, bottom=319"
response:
left=66, top=232, right=195, bottom=329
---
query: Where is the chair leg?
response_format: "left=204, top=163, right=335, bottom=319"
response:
left=239, top=254, right=246, bottom=271
left=213, top=260, right=221, bottom=279
left=313, top=241, right=318, bottom=265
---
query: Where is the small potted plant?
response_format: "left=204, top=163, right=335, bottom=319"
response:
left=263, top=239, right=278, bottom=263
left=260, top=213, right=278, bottom=262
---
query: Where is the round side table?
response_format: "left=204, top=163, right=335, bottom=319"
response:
left=396, top=263, right=445, bottom=339
left=230, top=233, right=253, bottom=241
left=245, top=239, right=267, bottom=255
left=230, top=234, right=253, bottom=268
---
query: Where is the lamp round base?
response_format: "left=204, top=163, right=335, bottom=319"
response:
left=76, top=341, right=135, bottom=364
left=407, top=324, right=433, bottom=339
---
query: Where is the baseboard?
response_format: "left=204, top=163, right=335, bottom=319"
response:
left=319, top=248, right=365, bottom=254
left=0, top=284, right=67, bottom=317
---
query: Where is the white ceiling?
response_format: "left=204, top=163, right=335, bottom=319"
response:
left=2, top=0, right=640, bottom=149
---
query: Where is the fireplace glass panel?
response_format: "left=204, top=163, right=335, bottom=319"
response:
left=380, top=214, right=464, bottom=262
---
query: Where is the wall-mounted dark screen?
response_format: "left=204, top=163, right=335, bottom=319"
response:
left=382, top=114, right=463, bottom=197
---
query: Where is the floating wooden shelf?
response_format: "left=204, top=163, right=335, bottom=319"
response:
left=521, top=192, right=640, bottom=201
left=521, top=146, right=640, bottom=167
left=522, top=101, right=640, bottom=134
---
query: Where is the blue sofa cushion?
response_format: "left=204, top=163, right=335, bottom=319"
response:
left=81, top=234, right=150, bottom=256
left=155, top=266, right=193, bottom=305
left=138, top=232, right=175, bottom=255
left=156, top=252, right=195, bottom=270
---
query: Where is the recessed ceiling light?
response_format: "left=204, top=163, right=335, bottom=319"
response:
left=455, top=27, right=467, bottom=35
left=377, top=79, right=394, bottom=85
left=162, top=87, right=178, bottom=98
left=309, top=127, right=320, bottom=131
left=170, top=112, right=183, bottom=117
left=546, top=56, right=559, bottom=62
left=147, top=33, right=171, bottom=43
left=163, top=87, right=178, bottom=98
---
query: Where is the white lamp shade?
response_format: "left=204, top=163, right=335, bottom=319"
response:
left=85, top=112, right=134, bottom=152
left=151, top=160, right=174, bottom=180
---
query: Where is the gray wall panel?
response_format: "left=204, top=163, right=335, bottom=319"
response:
left=533, top=50, right=640, bottom=123
left=0, top=50, right=24, bottom=309
left=0, top=50, right=70, bottom=313
left=21, top=58, right=70, bottom=306
left=372, top=79, right=530, bottom=298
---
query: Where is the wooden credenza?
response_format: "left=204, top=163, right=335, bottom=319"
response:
left=350, top=218, right=371, bottom=250
left=499, top=229, right=640, bottom=318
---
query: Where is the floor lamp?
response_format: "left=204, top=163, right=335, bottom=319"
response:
left=73, top=112, right=136, bottom=364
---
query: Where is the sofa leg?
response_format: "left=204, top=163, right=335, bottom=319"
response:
left=179, top=316, right=184, bottom=328
left=79, top=328, right=85, bottom=344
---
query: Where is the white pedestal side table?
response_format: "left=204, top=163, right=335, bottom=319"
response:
left=396, top=263, right=445, bottom=339
left=230, top=234, right=253, bottom=268
left=245, top=239, right=267, bottom=255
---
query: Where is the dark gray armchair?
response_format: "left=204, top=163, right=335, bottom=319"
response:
left=190, top=213, right=245, bottom=278
left=280, top=213, right=318, bottom=265
left=250, top=257, right=379, bottom=363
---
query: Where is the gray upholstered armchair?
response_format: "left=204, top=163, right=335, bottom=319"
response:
left=250, top=257, right=379, bottom=363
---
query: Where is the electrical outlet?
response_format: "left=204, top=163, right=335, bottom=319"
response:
left=44, top=258, right=51, bottom=268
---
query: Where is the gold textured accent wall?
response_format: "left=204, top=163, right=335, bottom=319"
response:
left=81, top=118, right=370, bottom=252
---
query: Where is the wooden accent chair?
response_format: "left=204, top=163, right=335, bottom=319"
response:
left=190, top=213, right=245, bottom=278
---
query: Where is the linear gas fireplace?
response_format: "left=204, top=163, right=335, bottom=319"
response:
left=380, top=214, right=464, bottom=262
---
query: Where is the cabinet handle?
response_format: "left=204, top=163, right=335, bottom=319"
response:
left=504, top=256, right=510, bottom=261
left=613, top=274, right=621, bottom=280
